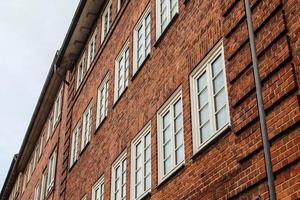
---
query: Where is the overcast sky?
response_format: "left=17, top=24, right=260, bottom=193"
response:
left=0, top=0, right=79, bottom=190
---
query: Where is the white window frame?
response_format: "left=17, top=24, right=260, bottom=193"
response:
left=27, top=160, right=32, bottom=183
left=117, top=0, right=125, bottom=11
left=39, top=131, right=45, bottom=158
left=111, top=151, right=127, bottom=200
left=130, top=123, right=151, bottom=200
left=33, top=146, right=39, bottom=170
left=34, top=183, right=40, bottom=200
left=114, top=42, right=129, bottom=102
left=81, top=195, right=87, bottom=200
left=22, top=169, right=27, bottom=192
left=101, top=0, right=112, bottom=43
left=157, top=87, right=185, bottom=184
left=81, top=104, right=92, bottom=151
left=70, top=123, right=80, bottom=167
left=53, top=87, right=62, bottom=125
left=96, top=74, right=109, bottom=128
left=47, top=116, right=53, bottom=140
left=92, top=176, right=105, bottom=200
left=87, top=30, right=97, bottom=69
left=190, top=41, right=230, bottom=154
left=46, top=150, right=57, bottom=192
left=133, top=6, right=151, bottom=75
left=155, top=0, right=179, bottom=40
left=40, top=168, right=47, bottom=200
left=77, top=55, right=85, bottom=89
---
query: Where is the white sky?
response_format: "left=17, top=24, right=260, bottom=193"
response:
left=0, top=0, right=79, bottom=190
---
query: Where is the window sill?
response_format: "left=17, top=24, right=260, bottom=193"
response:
left=45, top=183, right=55, bottom=200
left=154, top=13, right=179, bottom=48
left=192, top=124, right=231, bottom=161
left=156, top=162, right=185, bottom=190
left=112, top=87, right=128, bottom=109
left=79, top=142, right=90, bottom=156
left=94, top=116, right=107, bottom=134
left=68, top=159, right=78, bottom=172
left=131, top=54, right=151, bottom=81
left=136, top=191, right=151, bottom=200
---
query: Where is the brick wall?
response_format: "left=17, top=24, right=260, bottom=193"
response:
left=62, top=0, right=300, bottom=199
left=6, top=0, right=299, bottom=199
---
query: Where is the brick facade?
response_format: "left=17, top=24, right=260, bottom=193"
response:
left=1, top=0, right=300, bottom=200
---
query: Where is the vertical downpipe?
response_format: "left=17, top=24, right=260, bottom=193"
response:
left=243, top=0, right=277, bottom=199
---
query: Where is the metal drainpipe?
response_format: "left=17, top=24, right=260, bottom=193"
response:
left=243, top=0, right=277, bottom=199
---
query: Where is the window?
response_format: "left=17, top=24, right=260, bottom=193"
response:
left=27, top=160, right=32, bottom=183
left=81, top=104, right=92, bottom=151
left=190, top=41, right=230, bottom=153
left=111, top=151, right=127, bottom=200
left=114, top=43, right=129, bottom=102
left=70, top=123, right=80, bottom=167
left=155, top=0, right=179, bottom=40
left=77, top=56, right=85, bottom=89
left=101, top=0, right=112, bottom=42
left=22, top=169, right=27, bottom=192
left=39, top=132, right=45, bottom=158
left=54, top=88, right=62, bottom=124
left=40, top=168, right=47, bottom=200
left=92, top=176, right=104, bottom=200
left=157, top=88, right=184, bottom=183
left=117, top=0, right=126, bottom=11
left=88, top=31, right=97, bottom=69
left=96, top=74, right=109, bottom=127
left=46, top=150, right=57, bottom=192
left=34, top=184, right=39, bottom=200
left=47, top=116, right=53, bottom=140
left=81, top=195, right=87, bottom=200
left=133, top=6, right=151, bottom=74
left=131, top=123, right=151, bottom=200
left=33, top=147, right=39, bottom=170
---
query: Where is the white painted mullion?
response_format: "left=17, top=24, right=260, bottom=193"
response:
left=207, top=63, right=216, bottom=134
left=170, top=104, right=176, bottom=170
left=142, top=20, right=146, bottom=62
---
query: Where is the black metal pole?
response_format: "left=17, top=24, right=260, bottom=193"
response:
left=243, top=0, right=276, bottom=199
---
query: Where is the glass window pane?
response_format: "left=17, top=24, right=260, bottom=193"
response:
left=163, top=127, right=172, bottom=145
left=199, top=104, right=210, bottom=125
left=216, top=106, right=228, bottom=130
left=174, top=114, right=183, bottom=133
left=175, top=146, right=184, bottom=164
left=163, top=111, right=170, bottom=129
left=144, top=175, right=151, bottom=191
left=175, top=130, right=183, bottom=149
left=163, top=140, right=172, bottom=159
left=200, top=121, right=212, bottom=143
left=214, top=88, right=226, bottom=112
left=161, top=0, right=168, bottom=31
left=135, top=182, right=142, bottom=198
left=212, top=55, right=223, bottom=77
left=144, top=160, right=151, bottom=176
left=213, top=72, right=224, bottom=94
left=163, top=156, right=172, bottom=175
left=197, top=72, right=207, bottom=93
left=198, top=88, right=208, bottom=109
left=170, top=0, right=178, bottom=18
left=174, top=99, right=182, bottom=117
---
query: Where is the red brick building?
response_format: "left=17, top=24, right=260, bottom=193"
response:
left=1, top=0, right=300, bottom=200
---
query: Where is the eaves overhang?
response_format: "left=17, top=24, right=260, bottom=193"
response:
left=56, top=0, right=105, bottom=71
